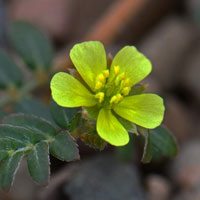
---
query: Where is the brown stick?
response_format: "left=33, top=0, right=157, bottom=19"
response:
left=83, top=0, right=149, bottom=45
left=54, top=0, right=149, bottom=72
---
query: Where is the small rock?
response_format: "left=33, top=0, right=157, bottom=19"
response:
left=171, top=139, right=200, bottom=189
left=8, top=0, right=71, bottom=41
left=146, top=174, right=171, bottom=200
left=139, top=16, right=197, bottom=88
left=63, top=154, right=147, bottom=200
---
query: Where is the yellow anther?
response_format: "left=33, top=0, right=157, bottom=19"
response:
left=116, top=93, right=123, bottom=101
left=95, top=92, right=105, bottom=103
left=114, top=65, right=120, bottom=75
left=95, top=81, right=103, bottom=90
left=119, top=73, right=126, bottom=80
left=103, top=70, right=109, bottom=78
left=124, top=78, right=131, bottom=86
left=97, top=74, right=105, bottom=82
left=122, top=87, right=131, bottom=96
left=110, top=93, right=123, bottom=104
left=110, top=95, right=117, bottom=104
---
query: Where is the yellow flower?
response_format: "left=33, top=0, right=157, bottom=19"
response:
left=50, top=41, right=165, bottom=146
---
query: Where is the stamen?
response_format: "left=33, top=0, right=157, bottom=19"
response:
left=114, top=66, right=120, bottom=75
left=122, top=87, right=131, bottom=96
left=110, top=93, right=123, bottom=104
left=103, top=70, right=109, bottom=78
left=95, top=92, right=105, bottom=103
left=116, top=93, right=123, bottom=102
left=119, top=73, right=126, bottom=80
left=110, top=95, right=117, bottom=104
left=95, top=81, right=103, bottom=90
left=124, top=78, right=131, bottom=86
left=97, top=74, right=105, bottom=82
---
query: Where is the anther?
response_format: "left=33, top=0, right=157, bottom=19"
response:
left=103, top=70, right=109, bottom=78
left=97, top=74, right=105, bottom=82
left=116, top=93, right=123, bottom=102
left=110, top=95, right=117, bottom=104
left=119, top=73, right=126, bottom=80
left=114, top=66, right=120, bottom=75
left=124, top=78, right=131, bottom=86
left=95, top=92, right=105, bottom=103
left=95, top=81, right=103, bottom=90
left=122, top=87, right=131, bottom=96
left=110, top=93, right=123, bottom=104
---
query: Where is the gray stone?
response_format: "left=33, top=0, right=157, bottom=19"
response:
left=146, top=174, right=171, bottom=200
left=171, top=139, right=200, bottom=189
left=139, top=16, right=197, bottom=88
left=64, top=154, right=147, bottom=200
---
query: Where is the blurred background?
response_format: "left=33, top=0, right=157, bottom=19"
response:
left=0, top=0, right=200, bottom=199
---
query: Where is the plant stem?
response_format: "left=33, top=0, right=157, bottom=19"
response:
left=0, top=79, right=39, bottom=109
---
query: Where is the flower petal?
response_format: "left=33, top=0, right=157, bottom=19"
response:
left=113, top=94, right=165, bottom=129
left=50, top=72, right=97, bottom=107
left=110, top=46, right=152, bottom=86
left=70, top=41, right=107, bottom=91
left=97, top=108, right=129, bottom=146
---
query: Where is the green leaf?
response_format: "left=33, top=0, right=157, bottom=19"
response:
left=0, top=151, right=24, bottom=191
left=150, top=125, right=178, bottom=159
left=141, top=130, right=153, bottom=163
left=3, top=114, right=56, bottom=140
left=0, top=114, right=80, bottom=190
left=0, top=139, right=15, bottom=162
left=14, top=98, right=54, bottom=124
left=9, top=21, right=53, bottom=71
left=27, top=141, right=50, bottom=185
left=50, top=131, right=79, bottom=161
left=50, top=100, right=80, bottom=130
left=0, top=125, right=35, bottom=147
left=0, top=49, right=24, bottom=89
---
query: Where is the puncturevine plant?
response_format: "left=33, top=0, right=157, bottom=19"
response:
left=51, top=41, right=165, bottom=146
left=0, top=21, right=177, bottom=191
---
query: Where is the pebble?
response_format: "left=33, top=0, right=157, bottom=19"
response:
left=63, top=154, right=147, bottom=200
left=171, top=139, right=200, bottom=189
left=146, top=174, right=171, bottom=200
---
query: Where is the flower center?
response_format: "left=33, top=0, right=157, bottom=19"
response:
left=94, top=66, right=131, bottom=108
